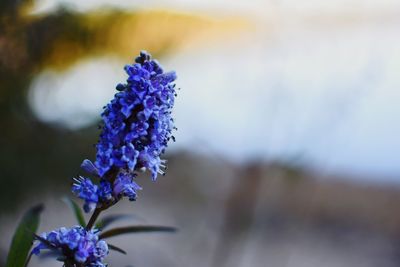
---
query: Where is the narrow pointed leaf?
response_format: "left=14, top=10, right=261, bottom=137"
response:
left=6, top=204, right=43, bottom=267
left=95, top=214, right=133, bottom=230
left=108, top=244, right=127, bottom=255
left=62, top=197, right=86, bottom=226
left=100, top=226, right=177, bottom=239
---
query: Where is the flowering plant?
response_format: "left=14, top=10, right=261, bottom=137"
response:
left=5, top=51, right=178, bottom=267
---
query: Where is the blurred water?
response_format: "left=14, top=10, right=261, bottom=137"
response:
left=172, top=21, right=400, bottom=180
left=29, top=17, right=400, bottom=181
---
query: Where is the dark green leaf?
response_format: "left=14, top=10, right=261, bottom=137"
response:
left=100, top=226, right=177, bottom=239
left=6, top=204, right=43, bottom=267
left=108, top=244, right=127, bottom=255
left=95, top=214, right=133, bottom=230
left=62, top=197, right=86, bottom=227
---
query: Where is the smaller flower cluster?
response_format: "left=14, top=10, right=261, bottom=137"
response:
left=33, top=226, right=108, bottom=267
left=72, top=172, right=141, bottom=212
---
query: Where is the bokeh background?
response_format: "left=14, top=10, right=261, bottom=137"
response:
left=1, top=0, right=400, bottom=266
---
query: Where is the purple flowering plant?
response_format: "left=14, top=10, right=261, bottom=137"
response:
left=5, top=51, right=178, bottom=267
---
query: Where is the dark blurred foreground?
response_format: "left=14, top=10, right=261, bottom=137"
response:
left=1, top=153, right=400, bottom=267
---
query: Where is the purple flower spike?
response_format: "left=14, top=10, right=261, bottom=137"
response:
left=94, top=51, right=177, bottom=180
left=71, top=51, right=178, bottom=210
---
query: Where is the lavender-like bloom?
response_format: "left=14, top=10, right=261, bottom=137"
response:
left=32, top=226, right=108, bottom=266
left=74, top=51, right=177, bottom=210
left=94, top=50, right=177, bottom=180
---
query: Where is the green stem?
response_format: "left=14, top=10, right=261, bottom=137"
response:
left=86, top=208, right=102, bottom=230
left=85, top=171, right=119, bottom=230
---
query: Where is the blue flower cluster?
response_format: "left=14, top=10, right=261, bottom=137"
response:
left=72, top=51, right=177, bottom=212
left=33, top=226, right=108, bottom=267
left=95, top=50, right=177, bottom=180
